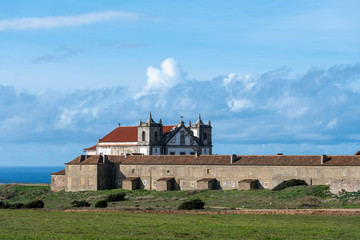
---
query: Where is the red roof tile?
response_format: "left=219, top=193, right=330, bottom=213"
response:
left=51, top=169, right=65, bottom=175
left=92, top=125, right=177, bottom=144
left=100, top=126, right=138, bottom=142
left=65, top=154, right=360, bottom=166
left=84, top=145, right=97, bottom=150
left=163, top=125, right=176, bottom=134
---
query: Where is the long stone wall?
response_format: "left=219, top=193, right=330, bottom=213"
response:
left=52, top=160, right=360, bottom=193
left=117, top=164, right=360, bottom=191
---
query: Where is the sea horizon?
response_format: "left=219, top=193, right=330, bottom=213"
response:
left=0, top=166, right=64, bottom=184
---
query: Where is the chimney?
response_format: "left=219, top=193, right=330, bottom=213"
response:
left=230, top=154, right=237, bottom=164
left=195, top=152, right=199, bottom=157
left=321, top=155, right=327, bottom=164
left=102, top=155, right=106, bottom=164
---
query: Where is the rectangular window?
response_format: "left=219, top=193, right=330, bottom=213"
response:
left=222, top=181, right=227, bottom=187
left=153, top=181, right=157, bottom=186
left=80, top=177, right=85, bottom=186
left=190, top=181, right=195, bottom=187
left=231, top=181, right=236, bottom=188
left=207, top=169, right=211, bottom=175
left=182, top=180, right=186, bottom=186
left=131, top=169, right=135, bottom=173
left=170, top=152, right=175, bottom=155
left=264, top=182, right=269, bottom=189
left=180, top=152, right=186, bottom=155
left=143, top=180, right=147, bottom=186
left=166, top=169, right=170, bottom=174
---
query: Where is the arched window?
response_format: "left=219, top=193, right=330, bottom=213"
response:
left=142, top=131, right=146, bottom=141
left=204, top=132, right=207, bottom=140
left=155, top=131, right=158, bottom=141
left=180, top=133, right=185, bottom=145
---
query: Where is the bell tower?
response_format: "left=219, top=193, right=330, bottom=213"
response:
left=137, top=112, right=163, bottom=154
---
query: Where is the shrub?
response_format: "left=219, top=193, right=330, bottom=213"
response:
left=105, top=193, right=126, bottom=202
left=0, top=201, right=4, bottom=209
left=71, top=200, right=90, bottom=207
left=95, top=200, right=107, bottom=208
left=10, top=203, right=24, bottom=209
left=272, top=179, right=308, bottom=191
left=178, top=198, right=205, bottom=210
left=24, top=200, right=44, bottom=209
left=2, top=202, right=11, bottom=209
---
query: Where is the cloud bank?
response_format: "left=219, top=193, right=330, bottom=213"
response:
left=1, top=60, right=360, bottom=157
left=0, top=11, right=140, bottom=31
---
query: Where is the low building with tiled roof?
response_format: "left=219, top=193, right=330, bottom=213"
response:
left=83, top=113, right=212, bottom=156
left=50, top=113, right=360, bottom=193
left=52, top=152, right=360, bottom=193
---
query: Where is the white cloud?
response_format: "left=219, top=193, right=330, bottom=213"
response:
left=0, top=11, right=140, bottom=31
left=327, top=119, right=337, bottom=129
left=134, top=58, right=186, bottom=99
left=1, top=63, right=360, bottom=156
left=227, top=99, right=253, bottom=112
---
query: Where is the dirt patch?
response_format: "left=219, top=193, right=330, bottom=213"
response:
left=64, top=208, right=360, bottom=216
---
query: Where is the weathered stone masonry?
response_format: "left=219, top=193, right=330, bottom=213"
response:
left=51, top=154, right=360, bottom=193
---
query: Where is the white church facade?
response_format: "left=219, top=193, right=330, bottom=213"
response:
left=84, top=113, right=212, bottom=156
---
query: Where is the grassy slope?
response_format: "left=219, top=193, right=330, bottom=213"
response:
left=1, top=184, right=360, bottom=210
left=0, top=210, right=359, bottom=239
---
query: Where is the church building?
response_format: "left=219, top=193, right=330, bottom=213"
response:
left=84, top=113, right=212, bottom=156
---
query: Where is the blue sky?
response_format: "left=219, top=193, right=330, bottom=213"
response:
left=0, top=0, right=360, bottom=166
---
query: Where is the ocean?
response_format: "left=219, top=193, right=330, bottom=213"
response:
left=0, top=166, right=64, bottom=184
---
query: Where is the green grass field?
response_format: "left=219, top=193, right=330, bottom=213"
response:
left=0, top=210, right=359, bottom=239
left=1, top=184, right=360, bottom=210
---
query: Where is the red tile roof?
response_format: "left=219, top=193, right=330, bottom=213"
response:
left=66, top=155, right=127, bottom=165
left=322, top=155, right=360, bottom=166
left=84, top=145, right=97, bottom=150
left=83, top=125, right=177, bottom=150
left=100, top=126, right=138, bottom=142
left=163, top=125, right=176, bottom=134
left=65, top=154, right=360, bottom=166
left=51, top=169, right=65, bottom=175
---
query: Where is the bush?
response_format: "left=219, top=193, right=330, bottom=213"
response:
left=273, top=179, right=308, bottom=191
left=2, top=202, right=12, bottom=209
left=105, top=192, right=126, bottom=202
left=178, top=198, right=205, bottom=210
left=0, top=201, right=4, bottom=208
left=71, top=200, right=90, bottom=207
left=95, top=200, right=107, bottom=208
left=24, top=200, right=44, bottom=209
left=10, top=203, right=24, bottom=209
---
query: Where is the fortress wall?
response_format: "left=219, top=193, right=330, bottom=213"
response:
left=50, top=175, right=66, bottom=192
left=117, top=164, right=360, bottom=191
left=65, top=164, right=98, bottom=192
